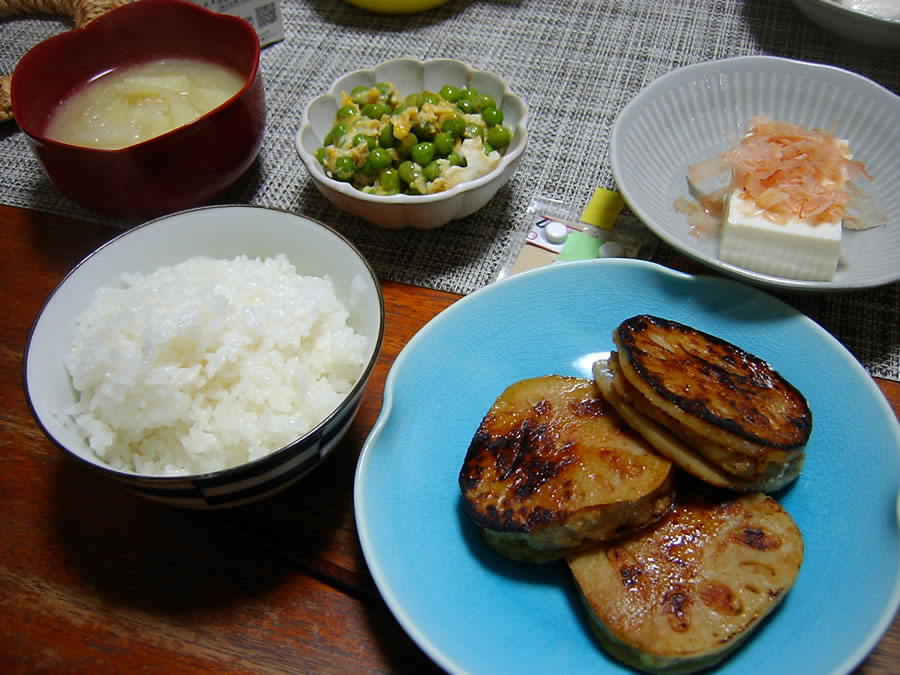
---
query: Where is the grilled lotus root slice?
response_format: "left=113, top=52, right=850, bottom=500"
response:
left=458, top=375, right=675, bottom=563
left=594, top=358, right=805, bottom=493
left=568, top=485, right=804, bottom=674
left=610, top=315, right=811, bottom=489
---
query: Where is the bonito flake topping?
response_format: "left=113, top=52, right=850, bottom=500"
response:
left=676, top=116, right=882, bottom=236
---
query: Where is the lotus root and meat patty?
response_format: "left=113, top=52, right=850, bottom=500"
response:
left=596, top=315, right=811, bottom=491
left=567, top=481, right=804, bottom=673
left=458, top=375, right=675, bottom=562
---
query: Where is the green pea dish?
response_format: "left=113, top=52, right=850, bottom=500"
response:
left=296, top=59, right=528, bottom=229
left=315, top=81, right=514, bottom=196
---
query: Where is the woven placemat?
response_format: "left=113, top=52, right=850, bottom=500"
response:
left=1, top=0, right=898, bottom=380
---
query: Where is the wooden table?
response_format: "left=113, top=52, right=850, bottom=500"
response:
left=1, top=203, right=897, bottom=674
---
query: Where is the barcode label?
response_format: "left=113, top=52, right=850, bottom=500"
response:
left=186, top=0, right=285, bottom=46
left=255, top=2, right=277, bottom=27
left=217, top=0, right=244, bottom=11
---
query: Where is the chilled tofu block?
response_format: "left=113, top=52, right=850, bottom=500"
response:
left=718, top=190, right=841, bottom=281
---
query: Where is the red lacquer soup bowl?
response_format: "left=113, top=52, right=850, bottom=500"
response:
left=11, top=0, right=265, bottom=220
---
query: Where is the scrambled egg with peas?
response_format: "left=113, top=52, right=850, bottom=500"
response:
left=429, top=138, right=501, bottom=192
left=315, top=81, right=512, bottom=196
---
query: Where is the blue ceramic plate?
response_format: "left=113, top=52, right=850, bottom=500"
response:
left=355, top=259, right=900, bottom=674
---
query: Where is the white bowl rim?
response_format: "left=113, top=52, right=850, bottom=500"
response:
left=22, top=204, right=386, bottom=483
left=799, top=0, right=900, bottom=25
left=295, top=57, right=529, bottom=205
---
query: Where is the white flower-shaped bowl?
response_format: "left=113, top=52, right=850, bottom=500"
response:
left=296, top=58, right=528, bottom=230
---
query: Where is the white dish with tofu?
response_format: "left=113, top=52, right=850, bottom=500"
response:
left=610, top=56, right=900, bottom=291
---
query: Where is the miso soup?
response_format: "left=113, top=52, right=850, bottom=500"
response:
left=45, top=57, right=246, bottom=150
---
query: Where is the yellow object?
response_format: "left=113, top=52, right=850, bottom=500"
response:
left=344, top=0, right=450, bottom=13
left=580, top=187, right=625, bottom=230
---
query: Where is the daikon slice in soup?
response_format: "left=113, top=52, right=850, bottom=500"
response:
left=45, top=57, right=246, bottom=150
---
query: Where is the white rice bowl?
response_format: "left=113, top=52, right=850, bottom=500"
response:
left=65, top=253, right=369, bottom=476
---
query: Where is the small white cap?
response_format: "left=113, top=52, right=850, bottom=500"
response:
left=544, top=221, right=569, bottom=244
left=599, top=241, right=626, bottom=258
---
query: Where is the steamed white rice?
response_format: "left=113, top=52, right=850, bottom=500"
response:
left=65, top=254, right=370, bottom=476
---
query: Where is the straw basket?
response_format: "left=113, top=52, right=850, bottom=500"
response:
left=1, top=0, right=127, bottom=122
